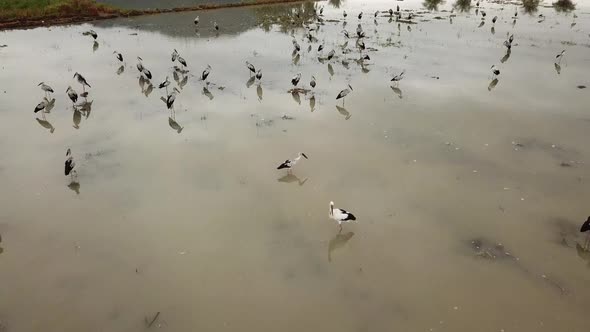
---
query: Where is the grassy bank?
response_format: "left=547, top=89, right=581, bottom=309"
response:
left=0, top=0, right=315, bottom=30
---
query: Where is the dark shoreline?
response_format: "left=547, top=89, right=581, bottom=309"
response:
left=0, top=0, right=317, bottom=31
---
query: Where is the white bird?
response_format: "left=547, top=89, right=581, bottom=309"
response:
left=356, top=24, right=365, bottom=38
left=166, top=87, right=180, bottom=109
left=34, top=98, right=49, bottom=113
left=82, top=30, right=97, bottom=40
left=342, top=30, right=350, bottom=38
left=177, top=55, right=187, bottom=67
left=358, top=12, right=363, bottom=19
left=336, top=84, right=353, bottom=104
left=66, top=86, right=78, bottom=104
left=310, top=75, right=316, bottom=88
left=556, top=49, right=566, bottom=61
left=73, top=72, right=91, bottom=91
left=291, top=73, right=301, bottom=86
left=293, top=40, right=301, bottom=52
left=318, top=43, right=324, bottom=52
left=158, top=76, right=170, bottom=90
left=329, top=201, right=357, bottom=230
left=255, top=69, right=262, bottom=81
left=65, top=148, right=76, bottom=178
left=113, top=51, right=123, bottom=62
left=491, top=65, right=500, bottom=78
left=327, top=49, right=335, bottom=60
left=390, top=70, right=405, bottom=82
left=343, top=10, right=347, bottom=18
left=194, top=16, right=199, bottom=25
left=246, top=61, right=256, bottom=75
left=201, top=65, right=212, bottom=81
left=171, top=49, right=178, bottom=62
left=276, top=152, right=308, bottom=172
left=492, top=16, right=498, bottom=24
left=374, top=10, right=379, bottom=18
left=214, top=21, right=219, bottom=30
left=137, top=56, right=145, bottom=73
left=38, top=82, right=54, bottom=97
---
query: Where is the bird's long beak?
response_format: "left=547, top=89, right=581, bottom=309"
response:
left=348, top=84, right=353, bottom=91
left=301, top=153, right=308, bottom=159
left=38, top=82, right=43, bottom=86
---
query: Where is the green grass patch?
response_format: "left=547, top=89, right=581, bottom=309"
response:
left=0, top=0, right=120, bottom=21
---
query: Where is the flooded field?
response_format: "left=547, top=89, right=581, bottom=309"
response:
left=1, top=0, right=590, bottom=331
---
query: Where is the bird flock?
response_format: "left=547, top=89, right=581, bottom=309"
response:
left=28, top=1, right=584, bottom=231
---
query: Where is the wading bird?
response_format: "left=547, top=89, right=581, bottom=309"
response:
left=581, top=216, right=590, bottom=233
left=65, top=148, right=76, bottom=179
left=158, top=76, right=170, bottom=92
left=276, top=152, right=308, bottom=173
left=492, top=16, right=498, bottom=24
left=327, top=49, right=335, bottom=60
left=34, top=98, right=48, bottom=113
left=246, top=61, right=256, bottom=76
left=214, top=21, right=219, bottom=31
left=171, top=49, right=178, bottom=62
left=310, top=76, right=316, bottom=88
left=66, top=86, right=78, bottom=105
left=329, top=201, right=357, bottom=231
left=318, top=43, right=324, bottom=52
left=38, top=82, right=54, bottom=97
left=177, top=55, right=187, bottom=68
left=343, top=10, right=347, bottom=18
left=556, top=49, right=566, bottom=63
left=113, top=51, right=123, bottom=62
left=342, top=30, right=350, bottom=38
left=336, top=84, right=353, bottom=105
left=166, top=87, right=181, bottom=109
left=390, top=70, right=405, bottom=83
left=201, top=65, right=212, bottom=81
left=491, top=65, right=500, bottom=78
left=374, top=10, right=379, bottom=18
left=73, top=73, right=91, bottom=91
left=194, top=16, right=199, bottom=25
left=255, top=69, right=262, bottom=81
left=358, top=12, right=363, bottom=20
left=291, top=73, right=301, bottom=87
left=82, top=30, right=97, bottom=40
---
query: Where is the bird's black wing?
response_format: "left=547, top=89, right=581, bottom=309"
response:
left=581, top=217, right=590, bottom=232
left=277, top=160, right=291, bottom=169
left=340, top=209, right=356, bottom=221
left=65, top=159, right=75, bottom=175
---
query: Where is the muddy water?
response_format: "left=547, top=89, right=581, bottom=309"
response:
left=1, top=0, right=590, bottom=331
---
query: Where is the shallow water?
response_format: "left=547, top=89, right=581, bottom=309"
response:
left=1, top=0, right=590, bottom=331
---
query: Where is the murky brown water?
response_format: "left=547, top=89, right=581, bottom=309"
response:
left=1, top=0, right=590, bottom=331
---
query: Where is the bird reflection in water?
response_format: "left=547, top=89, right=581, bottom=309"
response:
left=144, top=82, right=154, bottom=97
left=328, top=230, right=354, bottom=262
left=0, top=232, right=3, bottom=255
left=36, top=117, right=55, bottom=133
left=500, top=49, right=511, bottom=63
left=390, top=85, right=403, bottom=99
left=257, top=84, right=263, bottom=101
left=328, top=63, right=335, bottom=77
left=73, top=108, right=82, bottom=129
left=246, top=75, right=256, bottom=88
left=277, top=173, right=308, bottom=186
left=309, top=94, right=316, bottom=112
left=45, top=98, right=56, bottom=113
left=93, top=41, right=99, bottom=52
left=554, top=62, right=561, bottom=75
left=491, top=26, right=495, bottom=35
left=168, top=117, right=184, bottom=134
left=202, top=86, right=214, bottom=100
left=488, top=78, right=499, bottom=91
left=68, top=180, right=80, bottom=195
left=291, top=90, right=301, bottom=105
left=336, top=105, right=351, bottom=120
left=293, top=53, right=301, bottom=65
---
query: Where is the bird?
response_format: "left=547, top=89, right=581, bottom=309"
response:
left=158, top=76, right=170, bottom=90
left=509, top=34, right=514, bottom=43
left=276, top=152, right=308, bottom=173
left=255, top=69, right=262, bottom=81
left=329, top=201, right=357, bottom=230
left=34, top=98, right=48, bottom=113
left=357, top=40, right=365, bottom=51
left=358, top=12, right=363, bottom=20
left=390, top=70, right=405, bottom=82
left=171, top=49, right=178, bottom=62
left=214, top=21, right=219, bottom=30
left=581, top=216, right=590, bottom=233
left=310, top=76, right=316, bottom=88
left=246, top=61, right=256, bottom=75
left=356, top=24, right=364, bottom=38
left=556, top=49, right=566, bottom=61
left=343, top=10, right=347, bottom=18
left=136, top=56, right=145, bottom=73
left=82, top=30, right=97, bottom=40
left=327, top=49, right=335, bottom=60
left=476, top=1, right=480, bottom=7
left=73, top=72, right=91, bottom=91
left=65, top=148, right=76, bottom=178
left=38, top=82, right=54, bottom=97
left=194, top=16, right=199, bottom=25
left=397, top=5, right=400, bottom=12
left=166, top=87, right=180, bottom=109
left=201, top=65, right=212, bottom=81
left=492, top=16, right=498, bottom=24
left=336, top=84, right=353, bottom=105
left=342, top=30, right=350, bottom=38
left=177, top=56, right=187, bottom=67
left=291, top=73, right=301, bottom=87
left=293, top=40, right=301, bottom=52
left=66, top=86, right=78, bottom=105
left=318, top=43, right=324, bottom=52
left=142, top=67, right=152, bottom=80
left=374, top=10, right=379, bottom=18
left=481, top=11, right=487, bottom=18
left=113, top=51, right=123, bottom=62
left=491, top=65, right=500, bottom=78
left=503, top=40, right=512, bottom=50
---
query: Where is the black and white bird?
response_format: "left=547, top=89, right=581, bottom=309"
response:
left=556, top=49, right=566, bottom=61
left=491, top=65, right=500, bottom=78
left=329, top=201, right=357, bottom=230
left=481, top=11, right=487, bottom=18
left=342, top=30, right=350, bottom=38
left=358, top=12, right=363, bottom=20
left=38, top=82, right=54, bottom=97
left=166, top=87, right=181, bottom=109
left=158, top=76, right=170, bottom=90
left=113, top=51, right=123, bottom=62
left=492, top=16, right=498, bottom=24
left=390, top=70, right=405, bottom=82
left=201, top=65, right=212, bottom=81
left=34, top=98, right=49, bottom=113
left=82, top=30, right=98, bottom=40
left=343, top=10, right=348, bottom=18
left=310, top=75, right=316, bottom=88
left=389, top=8, right=394, bottom=16
left=327, top=49, right=335, bottom=60
left=291, top=73, right=301, bottom=87
left=137, top=56, right=145, bottom=73
left=214, top=21, right=219, bottom=30
left=356, top=24, right=365, bottom=38
left=336, top=84, right=353, bottom=104
left=357, top=40, right=365, bottom=51
left=318, top=43, right=324, bottom=52
left=246, top=61, right=256, bottom=76
left=293, top=40, right=301, bottom=52
left=509, top=34, right=514, bottom=44
left=194, top=16, right=199, bottom=25
left=177, top=55, right=187, bottom=68
left=65, top=148, right=76, bottom=178
left=66, top=86, right=78, bottom=105
left=276, top=152, right=308, bottom=172
left=73, top=72, right=91, bottom=91
left=374, top=10, right=379, bottom=18
left=171, top=49, right=178, bottom=62
left=581, top=216, right=590, bottom=233
left=255, top=69, right=262, bottom=81
left=503, top=39, right=512, bottom=50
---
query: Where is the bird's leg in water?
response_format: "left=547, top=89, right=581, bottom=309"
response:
left=339, top=224, right=343, bottom=232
